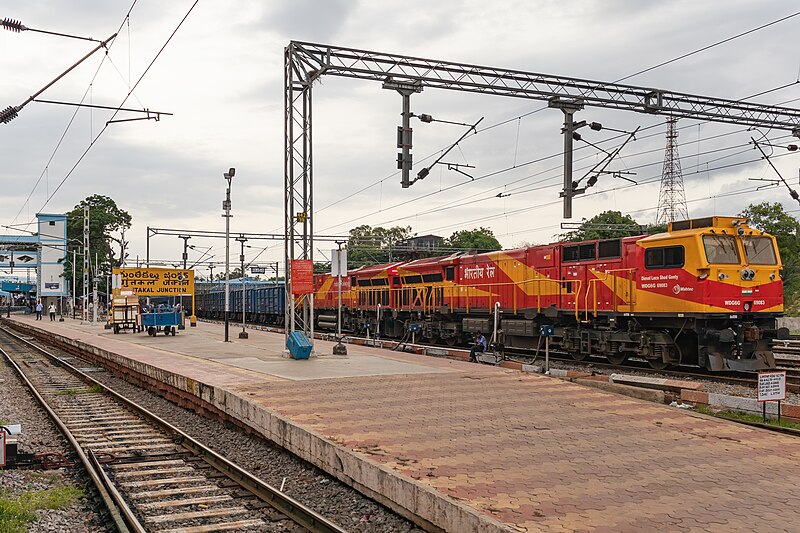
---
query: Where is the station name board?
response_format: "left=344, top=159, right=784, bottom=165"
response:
left=112, top=267, right=195, bottom=297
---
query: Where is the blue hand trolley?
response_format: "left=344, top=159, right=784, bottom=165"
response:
left=141, top=310, right=182, bottom=336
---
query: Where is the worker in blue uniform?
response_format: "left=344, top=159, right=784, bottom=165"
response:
left=470, top=332, right=487, bottom=363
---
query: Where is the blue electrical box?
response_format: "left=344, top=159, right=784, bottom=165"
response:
left=540, top=325, right=554, bottom=337
left=287, top=331, right=312, bottom=359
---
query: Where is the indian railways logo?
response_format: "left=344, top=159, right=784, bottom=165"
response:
left=672, top=284, right=694, bottom=294
left=463, top=265, right=497, bottom=280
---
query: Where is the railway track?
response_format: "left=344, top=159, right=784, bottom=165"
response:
left=0, top=327, right=347, bottom=533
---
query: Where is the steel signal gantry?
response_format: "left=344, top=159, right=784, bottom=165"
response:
left=284, top=40, right=800, bottom=333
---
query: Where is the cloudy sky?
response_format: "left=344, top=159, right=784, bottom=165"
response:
left=2, top=0, right=800, bottom=278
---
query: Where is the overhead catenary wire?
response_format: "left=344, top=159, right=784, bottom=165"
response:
left=8, top=0, right=140, bottom=230
left=317, top=79, right=800, bottom=238
left=36, top=0, right=199, bottom=214
left=320, top=8, right=800, bottom=216
left=348, top=133, right=795, bottom=232
left=318, top=123, right=797, bottom=235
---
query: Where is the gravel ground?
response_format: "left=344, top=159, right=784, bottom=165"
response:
left=533, top=356, right=800, bottom=405
left=63, top=357, right=425, bottom=533
left=0, top=358, right=111, bottom=533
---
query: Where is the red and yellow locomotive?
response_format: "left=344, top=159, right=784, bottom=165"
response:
left=313, top=216, right=786, bottom=371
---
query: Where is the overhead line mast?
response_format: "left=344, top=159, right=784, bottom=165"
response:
left=656, top=118, right=689, bottom=225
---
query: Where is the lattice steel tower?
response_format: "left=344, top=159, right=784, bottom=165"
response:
left=656, top=118, right=689, bottom=224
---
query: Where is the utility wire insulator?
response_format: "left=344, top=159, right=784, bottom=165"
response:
left=1, top=18, right=26, bottom=32
left=0, top=106, right=20, bottom=124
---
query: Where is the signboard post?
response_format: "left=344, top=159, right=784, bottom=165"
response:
left=540, top=325, right=554, bottom=374
left=758, top=371, right=786, bottom=423
left=0, top=429, right=5, bottom=467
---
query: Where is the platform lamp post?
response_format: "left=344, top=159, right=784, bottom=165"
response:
left=223, top=167, right=235, bottom=342
left=178, top=235, right=190, bottom=329
left=236, top=236, right=248, bottom=339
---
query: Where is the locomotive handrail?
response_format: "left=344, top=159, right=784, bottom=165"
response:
left=584, top=268, right=637, bottom=320
left=353, top=274, right=581, bottom=320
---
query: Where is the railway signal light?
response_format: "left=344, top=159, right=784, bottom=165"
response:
left=383, top=78, right=423, bottom=188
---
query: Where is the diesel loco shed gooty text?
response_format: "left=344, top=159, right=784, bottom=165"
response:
left=638, top=273, right=678, bottom=289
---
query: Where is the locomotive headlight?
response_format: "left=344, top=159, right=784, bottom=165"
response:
left=770, top=273, right=776, bottom=281
left=719, top=272, right=725, bottom=280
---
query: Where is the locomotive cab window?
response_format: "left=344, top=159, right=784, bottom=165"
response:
left=742, top=236, right=777, bottom=265
left=445, top=266, right=455, bottom=281
left=703, top=234, right=739, bottom=264
left=645, top=246, right=684, bottom=269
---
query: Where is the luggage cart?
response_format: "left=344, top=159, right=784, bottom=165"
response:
left=141, top=309, right=182, bottom=336
left=109, top=295, right=140, bottom=334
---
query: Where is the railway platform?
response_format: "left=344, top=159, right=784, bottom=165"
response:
left=5, top=313, right=800, bottom=532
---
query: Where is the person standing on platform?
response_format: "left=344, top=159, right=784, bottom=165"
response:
left=48, top=303, right=56, bottom=321
left=470, top=331, right=487, bottom=363
left=35, top=300, right=43, bottom=320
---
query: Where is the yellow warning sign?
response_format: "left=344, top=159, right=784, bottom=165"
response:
left=113, top=267, right=194, bottom=297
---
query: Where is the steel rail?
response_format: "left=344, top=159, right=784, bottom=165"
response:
left=1, top=325, right=348, bottom=533
left=0, top=338, right=139, bottom=533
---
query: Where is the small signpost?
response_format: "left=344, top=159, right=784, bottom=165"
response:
left=758, top=371, right=786, bottom=424
left=540, top=325, right=554, bottom=374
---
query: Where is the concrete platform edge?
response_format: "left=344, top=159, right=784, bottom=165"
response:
left=4, top=318, right=515, bottom=533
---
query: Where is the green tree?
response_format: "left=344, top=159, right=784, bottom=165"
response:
left=740, top=202, right=800, bottom=301
left=347, top=225, right=413, bottom=267
left=65, top=195, right=132, bottom=293
left=560, top=210, right=645, bottom=242
left=445, top=227, right=502, bottom=252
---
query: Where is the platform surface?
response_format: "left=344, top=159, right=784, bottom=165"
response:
left=8, top=314, right=800, bottom=532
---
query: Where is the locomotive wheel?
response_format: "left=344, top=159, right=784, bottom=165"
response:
left=648, top=358, right=669, bottom=370
left=606, top=352, right=628, bottom=365
left=570, top=351, right=587, bottom=362
left=443, top=336, right=458, bottom=347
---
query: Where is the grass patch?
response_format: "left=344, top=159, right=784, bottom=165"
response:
left=55, top=384, right=101, bottom=395
left=696, top=405, right=800, bottom=430
left=0, top=486, right=83, bottom=533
